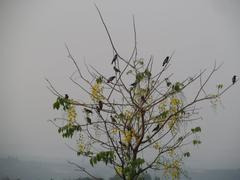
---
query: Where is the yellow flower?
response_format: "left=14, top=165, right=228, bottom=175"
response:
left=78, top=143, right=85, bottom=154
left=67, top=105, right=77, bottom=123
left=123, top=110, right=133, bottom=121
left=111, top=128, right=118, bottom=135
left=170, top=97, right=182, bottom=106
left=153, top=142, right=161, bottom=150
left=115, top=166, right=122, bottom=175
left=123, top=130, right=133, bottom=144
left=91, top=82, right=104, bottom=102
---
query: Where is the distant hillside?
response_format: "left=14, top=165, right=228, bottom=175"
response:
left=0, top=157, right=240, bottom=180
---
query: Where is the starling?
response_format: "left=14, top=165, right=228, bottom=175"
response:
left=84, top=108, right=93, bottom=114
left=113, top=66, right=121, bottom=73
left=86, top=117, right=92, bottom=124
left=152, top=124, right=160, bottom=132
left=110, top=115, right=116, bottom=123
left=107, top=76, right=116, bottom=83
left=98, top=100, right=103, bottom=110
left=111, top=54, right=118, bottom=64
left=162, top=56, right=169, bottom=66
left=65, top=94, right=69, bottom=99
left=232, top=75, right=237, bottom=84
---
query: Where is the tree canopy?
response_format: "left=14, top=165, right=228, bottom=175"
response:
left=47, top=6, right=237, bottom=180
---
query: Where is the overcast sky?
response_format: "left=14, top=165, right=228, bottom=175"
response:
left=0, top=0, right=240, bottom=170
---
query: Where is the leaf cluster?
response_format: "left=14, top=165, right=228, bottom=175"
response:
left=58, top=124, right=81, bottom=138
left=90, top=151, right=115, bottom=166
left=53, top=97, right=70, bottom=111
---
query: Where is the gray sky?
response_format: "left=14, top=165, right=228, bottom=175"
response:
left=0, top=0, right=239, bottom=169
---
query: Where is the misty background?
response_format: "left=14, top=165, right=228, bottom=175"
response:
left=0, top=0, right=240, bottom=178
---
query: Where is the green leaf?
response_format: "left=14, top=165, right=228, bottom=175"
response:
left=217, top=84, right=223, bottom=89
left=96, top=76, right=103, bottom=84
left=193, top=140, right=201, bottom=145
left=53, top=101, right=60, bottom=110
left=173, top=82, right=183, bottom=92
left=144, top=69, right=151, bottom=78
left=191, top=127, right=201, bottom=133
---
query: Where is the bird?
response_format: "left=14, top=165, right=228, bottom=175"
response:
left=98, top=100, right=103, bottom=110
left=113, top=66, right=121, bottom=73
left=111, top=54, right=118, bottom=64
left=165, top=78, right=171, bottom=87
left=130, top=81, right=137, bottom=87
left=107, top=76, right=116, bottom=83
left=64, top=94, right=69, bottom=99
left=84, top=108, right=93, bottom=114
left=232, top=75, right=237, bottom=84
left=110, top=115, right=116, bottom=123
left=86, top=117, right=92, bottom=124
left=162, top=56, right=169, bottom=66
left=152, top=124, right=160, bottom=132
left=141, top=96, right=146, bottom=103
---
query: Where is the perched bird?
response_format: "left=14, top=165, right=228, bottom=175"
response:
left=162, top=56, right=169, bottom=66
left=98, top=100, right=103, bottom=110
left=111, top=54, right=118, bottom=64
left=141, top=96, right=146, bottom=103
left=110, top=115, right=116, bottom=123
left=165, top=78, right=171, bottom=87
left=113, top=66, right=121, bottom=73
left=130, top=81, right=137, bottom=87
left=65, top=94, right=69, bottom=99
left=107, top=76, right=116, bottom=83
left=152, top=124, right=160, bottom=132
left=86, top=117, right=92, bottom=124
left=232, top=75, right=237, bottom=84
left=84, top=108, right=93, bottom=114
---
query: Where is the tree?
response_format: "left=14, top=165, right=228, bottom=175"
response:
left=47, top=6, right=237, bottom=180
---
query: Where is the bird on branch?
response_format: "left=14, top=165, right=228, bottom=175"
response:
left=232, top=75, right=237, bottom=84
left=65, top=94, right=69, bottom=99
left=107, top=76, right=116, bottom=83
left=113, top=66, right=121, bottom=73
left=98, top=100, right=103, bottom=110
left=110, top=115, right=116, bottom=123
left=86, top=117, right=92, bottom=124
left=84, top=108, right=93, bottom=114
left=111, top=54, right=118, bottom=64
left=152, top=124, right=160, bottom=132
left=162, top=56, right=169, bottom=66
left=130, top=81, right=137, bottom=87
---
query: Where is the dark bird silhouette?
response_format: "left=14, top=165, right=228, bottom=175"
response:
left=110, top=115, right=116, bottom=123
left=107, top=76, right=116, bottom=83
left=130, top=81, right=137, bottom=87
left=113, top=66, right=121, bottom=73
left=111, top=54, right=118, bottom=64
left=98, top=100, right=103, bottom=110
left=141, top=96, right=146, bottom=103
left=165, top=78, right=171, bottom=87
left=84, top=108, right=93, bottom=114
left=162, top=56, right=169, bottom=66
left=65, top=94, right=69, bottom=99
left=152, top=124, right=160, bottom=132
left=232, top=75, right=237, bottom=84
left=86, top=117, right=92, bottom=124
